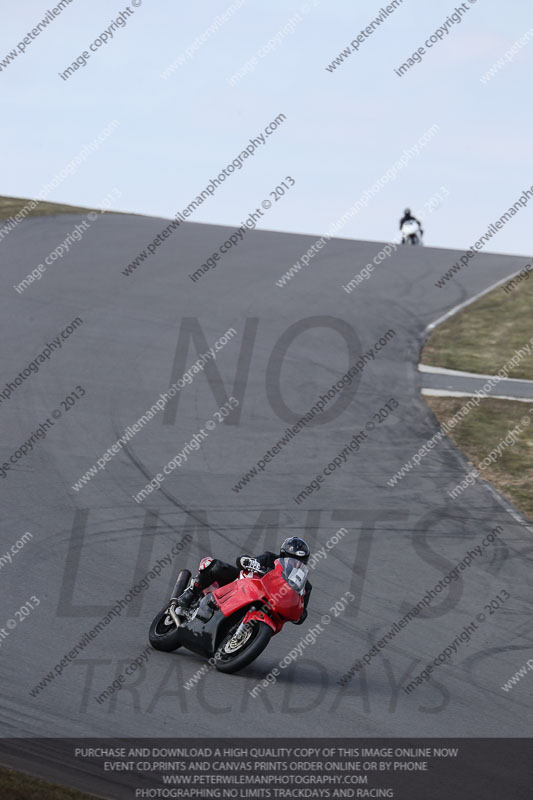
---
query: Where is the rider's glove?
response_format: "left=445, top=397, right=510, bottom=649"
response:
left=239, top=556, right=264, bottom=573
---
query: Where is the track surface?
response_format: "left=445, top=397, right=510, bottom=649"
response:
left=1, top=214, right=532, bottom=757
left=421, top=369, right=533, bottom=399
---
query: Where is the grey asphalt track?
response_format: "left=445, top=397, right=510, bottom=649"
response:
left=1, top=213, right=532, bottom=791
left=421, top=369, right=533, bottom=399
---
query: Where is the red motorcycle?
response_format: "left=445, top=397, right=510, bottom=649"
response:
left=148, top=557, right=309, bottom=674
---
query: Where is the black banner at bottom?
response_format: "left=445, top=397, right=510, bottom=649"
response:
left=0, top=739, right=532, bottom=800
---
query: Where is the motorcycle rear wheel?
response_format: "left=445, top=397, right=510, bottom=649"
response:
left=148, top=569, right=191, bottom=652
left=214, top=619, right=272, bottom=674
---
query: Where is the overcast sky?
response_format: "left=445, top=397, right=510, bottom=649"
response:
left=2, top=0, right=532, bottom=255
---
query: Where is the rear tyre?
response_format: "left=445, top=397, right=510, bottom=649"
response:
left=214, top=619, right=273, bottom=674
left=148, top=570, right=191, bottom=652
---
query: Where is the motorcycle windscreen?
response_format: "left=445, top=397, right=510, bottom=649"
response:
left=258, top=559, right=307, bottom=621
left=276, top=557, right=309, bottom=595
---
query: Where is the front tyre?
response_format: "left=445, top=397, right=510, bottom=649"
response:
left=214, top=619, right=273, bottom=674
left=148, top=569, right=190, bottom=652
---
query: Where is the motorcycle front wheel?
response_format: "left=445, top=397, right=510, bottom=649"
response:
left=214, top=618, right=273, bottom=674
left=148, top=569, right=191, bottom=652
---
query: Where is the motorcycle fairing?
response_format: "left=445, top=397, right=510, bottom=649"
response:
left=175, top=607, right=226, bottom=658
left=212, top=561, right=304, bottom=624
left=241, top=607, right=277, bottom=633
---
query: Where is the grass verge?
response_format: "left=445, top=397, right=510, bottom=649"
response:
left=426, top=396, right=533, bottom=520
left=421, top=266, right=533, bottom=379
left=0, top=195, right=123, bottom=221
left=0, top=765, right=100, bottom=799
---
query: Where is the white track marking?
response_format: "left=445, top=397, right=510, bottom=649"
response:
left=422, top=388, right=533, bottom=402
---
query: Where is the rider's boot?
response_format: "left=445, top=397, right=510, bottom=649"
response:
left=175, top=557, right=214, bottom=609
left=176, top=576, right=202, bottom=609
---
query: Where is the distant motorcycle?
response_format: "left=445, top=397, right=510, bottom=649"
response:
left=149, top=557, right=309, bottom=674
left=401, top=219, right=423, bottom=245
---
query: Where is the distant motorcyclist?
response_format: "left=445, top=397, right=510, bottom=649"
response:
left=399, top=208, right=423, bottom=244
left=176, top=537, right=312, bottom=624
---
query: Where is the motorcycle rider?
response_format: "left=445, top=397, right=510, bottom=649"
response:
left=176, top=537, right=312, bottom=624
left=399, top=207, right=423, bottom=243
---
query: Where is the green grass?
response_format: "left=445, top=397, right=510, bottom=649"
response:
left=422, top=265, right=533, bottom=379
left=0, top=195, right=124, bottom=221
left=0, top=765, right=100, bottom=799
left=426, top=396, right=533, bottom=520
